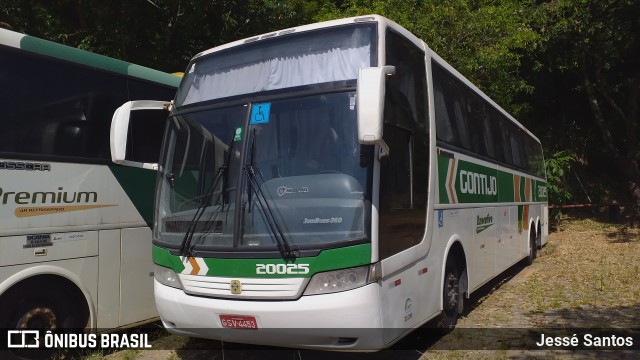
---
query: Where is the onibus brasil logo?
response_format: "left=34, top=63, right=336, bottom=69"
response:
left=7, top=330, right=151, bottom=349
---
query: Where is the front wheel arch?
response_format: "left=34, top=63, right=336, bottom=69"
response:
left=0, top=275, right=90, bottom=330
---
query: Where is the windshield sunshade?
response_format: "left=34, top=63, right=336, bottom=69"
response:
left=175, top=25, right=375, bottom=106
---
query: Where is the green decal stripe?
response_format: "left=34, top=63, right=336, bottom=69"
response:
left=437, top=156, right=451, bottom=204
left=533, top=179, right=548, bottom=202
left=153, top=245, right=186, bottom=273
left=18, top=33, right=180, bottom=87
left=108, top=165, right=157, bottom=227
left=497, top=171, right=514, bottom=202
left=153, top=243, right=371, bottom=278
left=437, top=154, right=547, bottom=204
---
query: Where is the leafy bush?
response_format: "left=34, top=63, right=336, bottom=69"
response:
left=545, top=150, right=576, bottom=229
left=545, top=150, right=576, bottom=206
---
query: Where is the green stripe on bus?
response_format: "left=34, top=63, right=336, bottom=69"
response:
left=153, top=245, right=186, bottom=273
left=497, top=170, right=514, bottom=202
left=437, top=156, right=451, bottom=204
left=108, top=165, right=157, bottom=227
left=19, top=35, right=180, bottom=87
left=438, top=154, right=546, bottom=204
left=153, top=243, right=372, bottom=278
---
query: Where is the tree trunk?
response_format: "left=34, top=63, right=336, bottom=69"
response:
left=580, top=58, right=640, bottom=227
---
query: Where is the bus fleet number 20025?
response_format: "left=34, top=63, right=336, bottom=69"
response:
left=255, top=263, right=309, bottom=275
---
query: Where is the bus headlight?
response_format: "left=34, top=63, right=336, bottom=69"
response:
left=303, top=265, right=371, bottom=295
left=154, top=264, right=183, bottom=289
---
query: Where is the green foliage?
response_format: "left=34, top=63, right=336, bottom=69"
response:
left=533, top=0, right=640, bottom=189
left=0, top=0, right=322, bottom=72
left=2, top=0, right=639, bottom=207
left=545, top=150, right=576, bottom=206
left=314, top=0, right=543, bottom=117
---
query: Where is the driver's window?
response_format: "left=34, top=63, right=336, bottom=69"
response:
left=378, top=30, right=429, bottom=259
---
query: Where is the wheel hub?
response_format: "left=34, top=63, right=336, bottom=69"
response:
left=445, top=273, right=459, bottom=310
left=16, top=306, right=57, bottom=330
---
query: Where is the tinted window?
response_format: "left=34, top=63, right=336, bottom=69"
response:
left=0, top=46, right=175, bottom=163
left=432, top=60, right=543, bottom=176
left=379, top=31, right=429, bottom=259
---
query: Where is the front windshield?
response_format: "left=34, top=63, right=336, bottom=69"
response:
left=155, top=91, right=371, bottom=253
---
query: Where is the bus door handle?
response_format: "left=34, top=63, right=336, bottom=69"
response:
left=34, top=248, right=47, bottom=256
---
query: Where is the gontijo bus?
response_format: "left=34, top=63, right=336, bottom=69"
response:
left=112, top=14, right=548, bottom=349
left=0, top=27, right=179, bottom=336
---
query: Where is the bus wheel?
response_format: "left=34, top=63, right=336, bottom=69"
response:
left=525, top=229, right=537, bottom=266
left=1, top=297, right=61, bottom=359
left=12, top=299, right=58, bottom=330
left=438, top=258, right=461, bottom=330
left=10, top=292, right=83, bottom=329
left=0, top=281, right=85, bottom=359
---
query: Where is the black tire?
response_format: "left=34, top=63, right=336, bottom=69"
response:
left=0, top=283, right=84, bottom=360
left=525, top=229, right=537, bottom=266
left=437, top=258, right=461, bottom=330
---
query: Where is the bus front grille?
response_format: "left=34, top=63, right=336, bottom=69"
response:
left=179, top=274, right=308, bottom=300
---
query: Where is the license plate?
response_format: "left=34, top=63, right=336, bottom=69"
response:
left=219, top=315, right=258, bottom=329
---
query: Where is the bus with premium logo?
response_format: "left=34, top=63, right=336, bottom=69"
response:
left=112, top=14, right=548, bottom=350
left=0, top=27, right=180, bottom=348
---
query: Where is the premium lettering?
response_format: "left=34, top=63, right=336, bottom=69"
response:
left=0, top=187, right=98, bottom=205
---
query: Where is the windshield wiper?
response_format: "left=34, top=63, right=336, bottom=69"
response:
left=243, top=129, right=298, bottom=259
left=180, top=132, right=235, bottom=257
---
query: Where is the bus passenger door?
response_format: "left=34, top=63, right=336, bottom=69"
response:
left=376, top=121, right=429, bottom=343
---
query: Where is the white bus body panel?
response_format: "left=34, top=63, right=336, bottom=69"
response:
left=155, top=281, right=387, bottom=350
left=0, top=160, right=157, bottom=328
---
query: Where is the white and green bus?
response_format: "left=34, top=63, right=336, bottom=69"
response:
left=0, top=28, right=180, bottom=335
left=113, top=15, right=548, bottom=350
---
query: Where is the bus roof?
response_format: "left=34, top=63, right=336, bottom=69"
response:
left=192, top=15, right=387, bottom=60
left=0, top=28, right=181, bottom=88
left=188, top=14, right=539, bottom=145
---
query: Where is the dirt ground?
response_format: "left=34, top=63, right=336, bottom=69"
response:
left=63, top=216, right=640, bottom=360
left=420, top=216, right=640, bottom=359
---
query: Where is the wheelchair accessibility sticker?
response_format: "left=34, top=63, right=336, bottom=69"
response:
left=250, top=103, right=271, bottom=124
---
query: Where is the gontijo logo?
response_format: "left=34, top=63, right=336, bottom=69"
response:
left=460, top=170, right=497, bottom=196
left=441, top=157, right=499, bottom=204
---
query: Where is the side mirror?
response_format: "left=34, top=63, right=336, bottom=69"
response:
left=110, top=100, right=170, bottom=170
left=357, top=66, right=395, bottom=157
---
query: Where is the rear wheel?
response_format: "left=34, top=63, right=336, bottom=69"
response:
left=525, top=228, right=537, bottom=266
left=437, top=258, right=461, bottom=329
